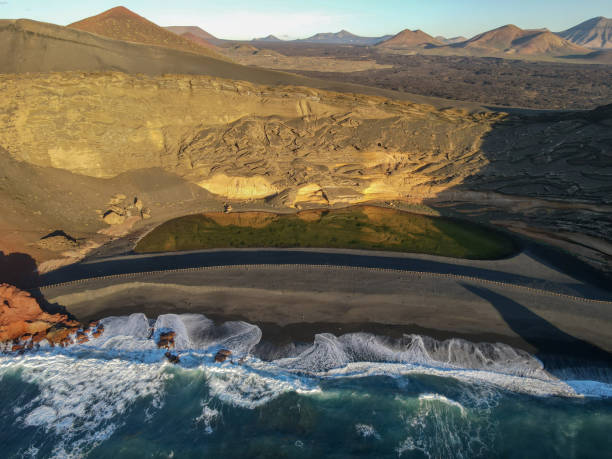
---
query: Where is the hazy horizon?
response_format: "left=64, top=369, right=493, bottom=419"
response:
left=1, top=0, right=611, bottom=41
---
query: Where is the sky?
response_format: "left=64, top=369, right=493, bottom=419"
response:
left=1, top=0, right=611, bottom=40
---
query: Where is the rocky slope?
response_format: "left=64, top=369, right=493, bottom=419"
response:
left=0, top=71, right=495, bottom=193
left=558, top=16, right=612, bottom=49
left=0, top=18, right=486, bottom=110
left=0, top=18, right=234, bottom=74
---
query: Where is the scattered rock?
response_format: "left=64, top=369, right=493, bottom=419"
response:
left=214, top=349, right=232, bottom=363
left=141, top=207, right=152, bottom=219
left=31, top=331, right=47, bottom=343
left=165, top=351, right=180, bottom=364
left=223, top=203, right=233, bottom=213
left=157, top=331, right=176, bottom=349
left=45, top=324, right=79, bottom=347
left=92, top=324, right=104, bottom=338
left=102, top=196, right=149, bottom=225
left=37, top=230, right=80, bottom=252
left=76, top=330, right=89, bottom=344
left=102, top=195, right=150, bottom=224
left=102, top=210, right=126, bottom=225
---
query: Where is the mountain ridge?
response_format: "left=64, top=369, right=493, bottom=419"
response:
left=298, top=30, right=392, bottom=45
left=558, top=16, right=612, bottom=49
left=452, top=24, right=590, bottom=56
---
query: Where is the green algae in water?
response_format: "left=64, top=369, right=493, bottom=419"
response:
left=136, top=205, right=518, bottom=259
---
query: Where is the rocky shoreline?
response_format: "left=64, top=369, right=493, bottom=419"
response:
left=0, top=283, right=103, bottom=351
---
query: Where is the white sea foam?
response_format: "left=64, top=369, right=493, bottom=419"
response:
left=418, top=394, right=467, bottom=416
left=195, top=402, right=220, bottom=434
left=322, top=361, right=579, bottom=397
left=397, top=388, right=496, bottom=458
left=355, top=423, right=381, bottom=440
left=276, top=332, right=550, bottom=380
left=93, top=313, right=155, bottom=352
left=24, top=405, right=58, bottom=427
left=1, top=353, right=169, bottom=458
left=205, top=361, right=320, bottom=408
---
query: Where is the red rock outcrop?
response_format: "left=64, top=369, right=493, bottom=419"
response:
left=0, top=283, right=81, bottom=349
left=214, top=349, right=232, bottom=363
left=157, top=331, right=176, bottom=349
left=92, top=323, right=104, bottom=338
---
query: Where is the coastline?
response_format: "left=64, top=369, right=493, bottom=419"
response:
left=42, top=261, right=612, bottom=364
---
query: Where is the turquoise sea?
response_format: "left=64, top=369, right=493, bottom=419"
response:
left=1, top=313, right=611, bottom=458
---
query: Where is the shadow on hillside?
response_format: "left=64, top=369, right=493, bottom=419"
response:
left=0, top=250, right=38, bottom=288
left=423, top=104, right=612, bottom=292
left=462, top=283, right=612, bottom=367
left=0, top=250, right=68, bottom=315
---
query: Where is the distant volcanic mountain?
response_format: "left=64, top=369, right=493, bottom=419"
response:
left=435, top=36, right=467, bottom=45
left=377, top=29, right=443, bottom=48
left=165, top=26, right=221, bottom=46
left=453, top=24, right=590, bottom=56
left=558, top=17, right=612, bottom=49
left=179, top=32, right=217, bottom=49
left=298, top=30, right=392, bottom=45
left=68, top=6, right=222, bottom=58
left=253, top=35, right=282, bottom=42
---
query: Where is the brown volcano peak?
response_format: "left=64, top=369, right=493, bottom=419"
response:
left=456, top=24, right=590, bottom=56
left=95, top=6, right=141, bottom=18
left=68, top=6, right=224, bottom=59
left=377, top=29, right=443, bottom=48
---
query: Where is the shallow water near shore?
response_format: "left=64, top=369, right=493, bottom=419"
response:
left=135, top=206, right=519, bottom=260
left=1, top=312, right=611, bottom=458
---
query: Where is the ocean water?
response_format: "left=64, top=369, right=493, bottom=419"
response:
left=1, top=313, right=611, bottom=458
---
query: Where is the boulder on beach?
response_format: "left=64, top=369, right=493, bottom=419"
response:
left=157, top=331, right=176, bottom=349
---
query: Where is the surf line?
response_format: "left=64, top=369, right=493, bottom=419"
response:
left=38, top=263, right=612, bottom=305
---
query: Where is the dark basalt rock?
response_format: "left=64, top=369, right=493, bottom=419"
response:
left=214, top=349, right=232, bottom=363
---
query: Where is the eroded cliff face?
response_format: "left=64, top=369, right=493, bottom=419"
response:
left=0, top=72, right=497, bottom=204
left=2, top=72, right=610, bottom=209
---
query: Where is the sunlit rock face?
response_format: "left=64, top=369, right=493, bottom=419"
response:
left=0, top=72, right=495, bottom=203
left=0, top=284, right=81, bottom=347
left=2, top=72, right=609, bottom=208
